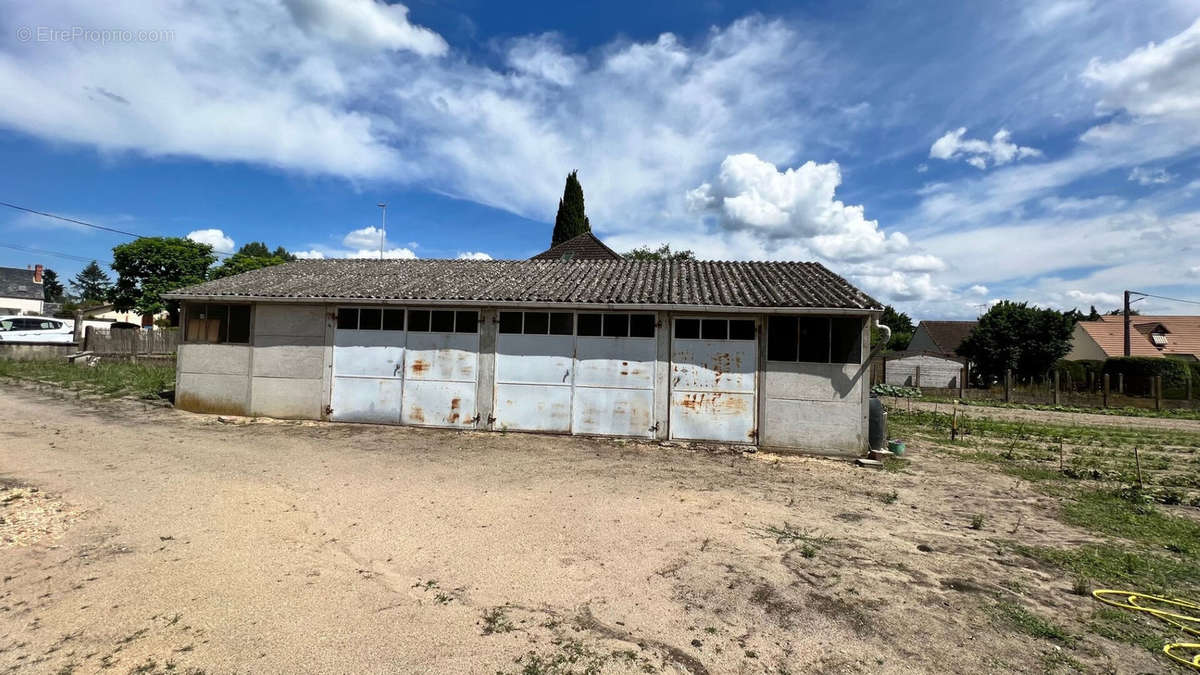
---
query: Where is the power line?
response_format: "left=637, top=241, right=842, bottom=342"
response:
left=0, top=200, right=144, bottom=238
left=0, top=200, right=236, bottom=256
left=1130, top=290, right=1200, bottom=307
left=0, top=243, right=96, bottom=263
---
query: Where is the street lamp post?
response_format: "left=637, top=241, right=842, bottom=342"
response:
left=377, top=202, right=387, bottom=260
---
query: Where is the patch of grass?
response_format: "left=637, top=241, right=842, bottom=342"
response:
left=1010, top=542, right=1200, bottom=595
left=988, top=599, right=1075, bottom=644
left=0, top=358, right=175, bottom=400
left=880, top=490, right=899, bottom=505
left=1061, top=490, right=1200, bottom=555
left=882, top=457, right=910, bottom=473
left=508, top=639, right=652, bottom=675
left=970, top=514, right=986, bottom=530
left=1040, top=649, right=1084, bottom=673
left=1088, top=607, right=1165, bottom=655
left=753, top=523, right=833, bottom=550
left=480, top=607, right=514, bottom=635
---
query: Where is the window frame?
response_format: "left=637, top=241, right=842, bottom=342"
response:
left=183, top=302, right=253, bottom=345
left=765, top=314, right=864, bottom=365
left=673, top=316, right=757, bottom=342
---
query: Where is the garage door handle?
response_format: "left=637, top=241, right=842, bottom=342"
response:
left=562, top=369, right=569, bottom=382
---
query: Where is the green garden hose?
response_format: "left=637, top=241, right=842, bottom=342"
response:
left=1092, top=590, right=1200, bottom=670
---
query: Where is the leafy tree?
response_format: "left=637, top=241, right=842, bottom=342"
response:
left=872, top=305, right=914, bottom=351
left=622, top=244, right=695, bottom=261
left=109, top=237, right=215, bottom=325
left=551, top=170, right=591, bottom=247
left=70, top=260, right=112, bottom=303
left=1106, top=308, right=1139, bottom=316
left=209, top=241, right=296, bottom=280
left=41, top=269, right=65, bottom=303
left=956, top=301, right=1075, bottom=382
left=1085, top=305, right=1102, bottom=321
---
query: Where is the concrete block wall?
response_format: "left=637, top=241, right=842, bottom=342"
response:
left=249, top=304, right=327, bottom=419
left=758, top=318, right=871, bottom=455
left=175, top=343, right=252, bottom=415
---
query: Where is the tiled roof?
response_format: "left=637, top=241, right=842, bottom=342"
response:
left=530, top=232, right=622, bottom=261
left=0, top=266, right=42, bottom=301
left=1078, top=315, right=1200, bottom=358
left=164, top=259, right=882, bottom=310
left=915, top=320, right=976, bottom=355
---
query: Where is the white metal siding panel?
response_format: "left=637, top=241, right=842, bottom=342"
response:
left=572, top=388, right=654, bottom=436
left=330, top=322, right=405, bottom=424
left=885, top=355, right=962, bottom=388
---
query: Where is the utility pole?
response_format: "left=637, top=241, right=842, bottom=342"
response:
left=377, top=202, right=387, bottom=260
left=1124, top=290, right=1130, bottom=357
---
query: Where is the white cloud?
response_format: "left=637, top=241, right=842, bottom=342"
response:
left=688, top=153, right=909, bottom=262
left=293, top=249, right=326, bottom=259
left=929, top=127, right=1042, bottom=169
left=457, top=251, right=493, bottom=260
left=1065, top=289, right=1121, bottom=306
left=894, top=254, right=946, bottom=272
left=1128, top=166, right=1173, bottom=185
left=505, top=34, right=583, bottom=86
left=347, top=248, right=417, bottom=259
left=968, top=284, right=988, bottom=295
left=1083, top=17, right=1200, bottom=119
left=342, top=226, right=388, bottom=250
left=857, top=271, right=947, bottom=302
left=281, top=0, right=447, bottom=56
left=186, top=228, right=234, bottom=252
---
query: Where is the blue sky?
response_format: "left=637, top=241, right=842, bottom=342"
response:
left=1, top=0, right=1198, bottom=319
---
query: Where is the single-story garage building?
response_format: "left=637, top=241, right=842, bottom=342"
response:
left=164, top=259, right=882, bottom=455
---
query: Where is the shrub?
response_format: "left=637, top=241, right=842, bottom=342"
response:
left=1103, top=357, right=1189, bottom=396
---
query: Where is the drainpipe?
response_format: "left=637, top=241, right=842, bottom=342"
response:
left=869, top=318, right=891, bottom=359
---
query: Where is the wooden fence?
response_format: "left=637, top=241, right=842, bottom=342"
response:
left=84, top=327, right=179, bottom=357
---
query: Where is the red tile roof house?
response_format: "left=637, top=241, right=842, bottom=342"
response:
left=1067, top=315, right=1200, bottom=361
left=163, top=258, right=884, bottom=455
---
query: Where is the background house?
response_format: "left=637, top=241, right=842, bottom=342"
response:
left=1068, top=315, right=1200, bottom=361
left=165, top=258, right=881, bottom=455
left=883, top=320, right=975, bottom=388
left=0, top=264, right=45, bottom=315
left=529, top=232, right=622, bottom=261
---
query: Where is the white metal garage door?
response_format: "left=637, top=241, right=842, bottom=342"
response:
left=669, top=316, right=758, bottom=443
left=492, top=311, right=657, bottom=437
left=331, top=307, right=479, bottom=427
left=331, top=307, right=406, bottom=424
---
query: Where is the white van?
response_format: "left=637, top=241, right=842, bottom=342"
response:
left=0, top=315, right=75, bottom=343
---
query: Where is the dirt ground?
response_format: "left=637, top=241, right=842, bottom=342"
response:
left=0, top=385, right=1170, bottom=674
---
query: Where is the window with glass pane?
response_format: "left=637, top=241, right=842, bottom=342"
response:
left=359, top=308, right=382, bottom=330
left=523, top=312, right=549, bottom=335
left=337, top=307, right=358, bottom=330
left=228, top=305, right=251, bottom=343
left=408, top=309, right=430, bottom=332
left=577, top=313, right=602, bottom=336
left=498, top=311, right=522, bottom=334
left=455, top=311, right=478, bottom=333
left=629, top=314, right=655, bottom=338
left=729, top=319, right=755, bottom=341
left=701, top=319, right=727, bottom=340
left=603, top=313, right=629, bottom=337
left=549, top=312, right=574, bottom=335
left=674, top=318, right=700, bottom=339
left=431, top=310, right=455, bottom=332
left=383, top=309, right=405, bottom=331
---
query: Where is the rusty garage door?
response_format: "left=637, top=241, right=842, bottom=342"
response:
left=331, top=307, right=406, bottom=424
left=492, top=311, right=575, bottom=433
left=492, top=311, right=657, bottom=437
left=669, top=317, right=758, bottom=443
left=331, top=307, right=479, bottom=427
left=400, top=309, right=479, bottom=428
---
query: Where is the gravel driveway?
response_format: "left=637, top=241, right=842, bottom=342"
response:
left=0, top=385, right=1163, bottom=674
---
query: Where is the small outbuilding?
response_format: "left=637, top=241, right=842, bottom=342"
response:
left=164, top=259, right=881, bottom=455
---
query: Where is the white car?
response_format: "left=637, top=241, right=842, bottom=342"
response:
left=0, top=315, right=75, bottom=343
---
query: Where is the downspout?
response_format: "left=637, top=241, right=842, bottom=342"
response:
left=869, top=318, right=891, bottom=359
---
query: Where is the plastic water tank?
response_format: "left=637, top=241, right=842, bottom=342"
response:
left=869, top=396, right=887, bottom=451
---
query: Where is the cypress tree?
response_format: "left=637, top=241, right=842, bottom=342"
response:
left=551, top=170, right=591, bottom=247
